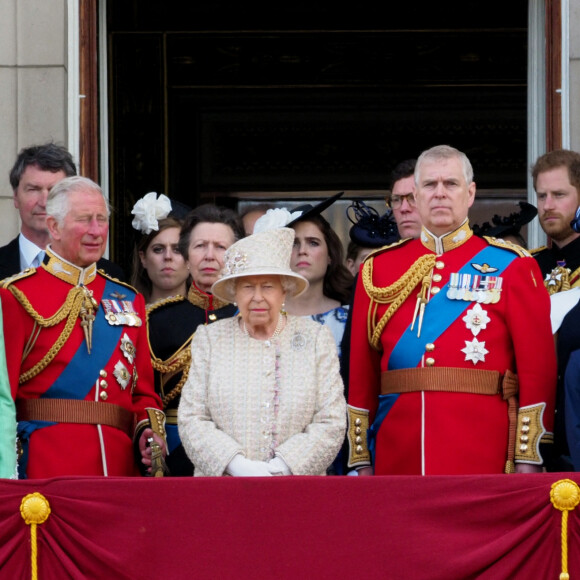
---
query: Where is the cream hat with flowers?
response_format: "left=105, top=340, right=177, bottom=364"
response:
left=211, top=225, right=308, bottom=303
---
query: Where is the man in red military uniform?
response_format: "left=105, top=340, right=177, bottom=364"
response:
left=347, top=145, right=556, bottom=475
left=1, top=176, right=166, bottom=478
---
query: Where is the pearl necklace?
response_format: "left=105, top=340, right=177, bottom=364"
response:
left=241, top=313, right=286, bottom=342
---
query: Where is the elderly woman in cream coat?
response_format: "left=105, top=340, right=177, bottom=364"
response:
left=178, top=212, right=346, bottom=476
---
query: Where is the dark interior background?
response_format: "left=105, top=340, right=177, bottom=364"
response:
left=106, top=1, right=529, bottom=272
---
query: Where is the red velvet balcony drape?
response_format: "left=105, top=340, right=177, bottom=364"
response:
left=0, top=473, right=578, bottom=579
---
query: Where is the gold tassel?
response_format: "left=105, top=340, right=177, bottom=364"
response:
left=550, top=479, right=580, bottom=580
left=20, top=492, right=51, bottom=580
left=79, top=287, right=98, bottom=354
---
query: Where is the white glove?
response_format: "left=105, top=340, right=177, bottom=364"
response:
left=346, top=469, right=359, bottom=476
left=267, top=456, right=292, bottom=476
left=226, top=454, right=272, bottom=477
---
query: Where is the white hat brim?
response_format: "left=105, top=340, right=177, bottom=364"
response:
left=211, top=268, right=308, bottom=303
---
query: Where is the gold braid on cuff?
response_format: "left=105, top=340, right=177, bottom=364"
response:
left=347, top=405, right=371, bottom=468
left=514, top=403, right=547, bottom=465
left=146, top=408, right=167, bottom=443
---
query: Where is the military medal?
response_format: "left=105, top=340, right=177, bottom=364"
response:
left=473, top=275, right=490, bottom=303
left=120, top=333, right=136, bottom=364
left=102, top=299, right=143, bottom=327
left=489, top=277, right=503, bottom=304
left=113, top=360, right=131, bottom=390
left=103, top=299, right=126, bottom=325
left=461, top=337, right=489, bottom=365
left=477, top=276, right=490, bottom=303
left=483, top=284, right=493, bottom=304
left=122, top=301, right=142, bottom=327
left=462, top=303, right=490, bottom=337
left=459, top=274, right=471, bottom=301
left=447, top=273, right=459, bottom=300
left=470, top=275, right=482, bottom=302
left=544, top=264, right=571, bottom=295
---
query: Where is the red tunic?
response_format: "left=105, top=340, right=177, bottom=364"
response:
left=348, top=224, right=556, bottom=475
left=1, top=252, right=160, bottom=478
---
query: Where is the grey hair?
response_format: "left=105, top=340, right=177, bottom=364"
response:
left=280, top=276, right=299, bottom=295
left=47, top=176, right=110, bottom=226
left=414, top=145, right=474, bottom=185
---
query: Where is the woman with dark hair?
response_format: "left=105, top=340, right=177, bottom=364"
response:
left=131, top=196, right=244, bottom=476
left=284, top=194, right=354, bottom=359
left=178, top=203, right=245, bottom=305
left=131, top=215, right=190, bottom=306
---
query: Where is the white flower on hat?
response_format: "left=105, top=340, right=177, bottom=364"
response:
left=131, top=192, right=172, bottom=234
left=253, top=208, right=303, bottom=234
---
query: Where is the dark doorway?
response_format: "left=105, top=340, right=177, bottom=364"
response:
left=107, top=1, right=529, bottom=271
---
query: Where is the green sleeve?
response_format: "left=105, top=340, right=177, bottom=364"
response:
left=0, top=297, right=17, bottom=478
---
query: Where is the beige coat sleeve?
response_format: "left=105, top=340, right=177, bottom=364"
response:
left=177, top=324, right=244, bottom=476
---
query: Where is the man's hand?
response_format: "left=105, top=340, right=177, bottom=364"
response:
left=139, top=428, right=167, bottom=474
left=515, top=463, right=543, bottom=474
left=357, top=466, right=374, bottom=476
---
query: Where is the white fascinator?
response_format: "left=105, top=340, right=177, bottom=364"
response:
left=253, top=208, right=303, bottom=233
left=131, top=192, right=173, bottom=234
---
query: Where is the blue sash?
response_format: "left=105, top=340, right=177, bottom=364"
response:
left=388, top=245, right=516, bottom=370
left=166, top=424, right=181, bottom=454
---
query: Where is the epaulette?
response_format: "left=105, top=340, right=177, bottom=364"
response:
left=483, top=236, right=531, bottom=258
left=363, top=237, right=414, bottom=262
left=146, top=294, right=186, bottom=315
left=1, top=268, right=36, bottom=288
left=528, top=245, right=547, bottom=256
left=97, top=269, right=139, bottom=293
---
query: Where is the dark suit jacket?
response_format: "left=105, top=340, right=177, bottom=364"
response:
left=0, top=236, right=126, bottom=282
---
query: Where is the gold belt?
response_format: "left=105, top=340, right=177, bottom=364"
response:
left=165, top=408, right=178, bottom=425
left=381, top=367, right=519, bottom=398
left=16, top=399, right=135, bottom=435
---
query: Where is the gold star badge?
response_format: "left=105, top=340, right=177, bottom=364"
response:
left=461, top=338, right=489, bottom=365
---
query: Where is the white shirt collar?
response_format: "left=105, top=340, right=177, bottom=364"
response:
left=19, top=234, right=44, bottom=270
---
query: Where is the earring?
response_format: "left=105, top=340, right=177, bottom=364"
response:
left=233, top=302, right=237, bottom=306
left=280, top=302, right=287, bottom=316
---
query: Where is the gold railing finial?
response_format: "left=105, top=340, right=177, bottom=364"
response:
left=550, top=479, right=580, bottom=580
left=20, top=492, right=51, bottom=580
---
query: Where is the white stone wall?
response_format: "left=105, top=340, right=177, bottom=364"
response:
left=0, top=0, right=69, bottom=246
